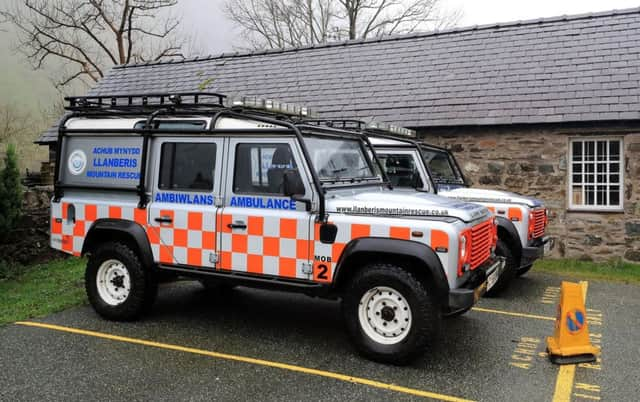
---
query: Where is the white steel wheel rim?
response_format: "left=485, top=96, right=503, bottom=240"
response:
left=358, top=286, right=412, bottom=345
left=96, top=259, right=131, bottom=306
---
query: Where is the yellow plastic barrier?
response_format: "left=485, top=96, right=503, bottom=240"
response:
left=546, top=281, right=600, bottom=365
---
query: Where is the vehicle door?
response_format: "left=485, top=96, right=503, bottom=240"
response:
left=219, top=137, right=315, bottom=280
left=148, top=137, right=223, bottom=268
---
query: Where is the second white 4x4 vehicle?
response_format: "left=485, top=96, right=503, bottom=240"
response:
left=358, top=123, right=553, bottom=294
left=50, top=93, right=504, bottom=364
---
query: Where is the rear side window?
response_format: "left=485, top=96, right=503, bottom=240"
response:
left=159, top=143, right=216, bottom=191
left=233, top=143, right=301, bottom=194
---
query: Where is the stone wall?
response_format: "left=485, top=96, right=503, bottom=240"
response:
left=419, top=123, right=640, bottom=262
left=0, top=186, right=62, bottom=266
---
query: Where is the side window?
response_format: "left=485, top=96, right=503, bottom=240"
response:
left=159, top=143, right=216, bottom=191
left=234, top=143, right=302, bottom=194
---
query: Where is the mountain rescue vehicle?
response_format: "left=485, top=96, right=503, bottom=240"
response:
left=307, top=120, right=551, bottom=294
left=50, top=93, right=504, bottom=364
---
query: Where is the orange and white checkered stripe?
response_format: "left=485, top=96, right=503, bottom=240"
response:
left=217, top=212, right=311, bottom=280
left=51, top=201, right=146, bottom=257
left=149, top=209, right=217, bottom=268
left=311, top=218, right=451, bottom=283
left=52, top=201, right=455, bottom=285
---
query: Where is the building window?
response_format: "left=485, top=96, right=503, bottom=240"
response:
left=569, top=138, right=623, bottom=211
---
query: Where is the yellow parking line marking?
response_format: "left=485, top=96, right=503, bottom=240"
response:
left=553, top=365, right=576, bottom=402
left=551, top=281, right=589, bottom=402
left=471, top=307, right=555, bottom=321
left=15, top=321, right=474, bottom=402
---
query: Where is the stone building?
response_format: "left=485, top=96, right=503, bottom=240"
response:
left=39, top=8, right=640, bottom=261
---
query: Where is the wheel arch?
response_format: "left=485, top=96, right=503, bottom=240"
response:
left=496, top=216, right=522, bottom=261
left=82, top=219, right=155, bottom=269
left=332, top=237, right=449, bottom=302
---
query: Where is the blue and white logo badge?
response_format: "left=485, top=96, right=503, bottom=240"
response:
left=68, top=150, right=87, bottom=176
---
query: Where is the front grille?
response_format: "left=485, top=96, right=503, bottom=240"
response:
left=532, top=209, right=546, bottom=239
left=470, top=219, right=493, bottom=269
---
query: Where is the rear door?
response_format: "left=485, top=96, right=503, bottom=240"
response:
left=148, top=137, right=223, bottom=267
left=218, top=137, right=315, bottom=280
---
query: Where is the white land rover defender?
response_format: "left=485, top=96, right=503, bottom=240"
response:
left=354, top=123, right=552, bottom=294
left=50, top=93, right=504, bottom=364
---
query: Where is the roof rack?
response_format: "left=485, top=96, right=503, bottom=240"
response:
left=65, top=92, right=227, bottom=112
left=55, top=92, right=392, bottom=215
left=304, top=119, right=368, bottom=130
left=304, top=118, right=417, bottom=137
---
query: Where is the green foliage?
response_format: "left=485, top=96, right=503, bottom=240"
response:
left=0, top=144, right=23, bottom=238
left=197, top=77, right=215, bottom=91
left=0, top=259, right=22, bottom=281
left=0, top=258, right=86, bottom=326
left=534, top=258, right=640, bottom=285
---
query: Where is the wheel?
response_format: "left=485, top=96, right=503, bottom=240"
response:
left=85, top=242, right=157, bottom=321
left=341, top=263, right=441, bottom=365
left=485, top=239, right=518, bottom=297
left=516, top=264, right=533, bottom=277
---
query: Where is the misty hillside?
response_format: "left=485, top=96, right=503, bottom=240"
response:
left=0, top=30, right=59, bottom=170
left=0, top=30, right=60, bottom=112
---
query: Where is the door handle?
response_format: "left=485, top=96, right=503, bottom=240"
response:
left=227, top=222, right=247, bottom=230
left=154, top=216, right=173, bottom=224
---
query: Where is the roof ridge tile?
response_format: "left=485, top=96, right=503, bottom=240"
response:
left=113, top=6, right=640, bottom=70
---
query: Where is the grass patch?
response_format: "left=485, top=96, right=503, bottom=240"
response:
left=0, top=258, right=86, bottom=326
left=533, top=258, right=640, bottom=285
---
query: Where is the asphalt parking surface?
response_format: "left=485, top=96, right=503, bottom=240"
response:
left=1, top=271, right=638, bottom=402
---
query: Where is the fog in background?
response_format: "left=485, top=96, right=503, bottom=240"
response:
left=186, top=0, right=640, bottom=55
left=2, top=0, right=640, bottom=106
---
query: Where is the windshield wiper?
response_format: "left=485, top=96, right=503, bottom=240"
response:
left=434, top=178, right=465, bottom=185
left=321, top=176, right=382, bottom=186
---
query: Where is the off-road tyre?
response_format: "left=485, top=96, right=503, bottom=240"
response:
left=342, top=263, right=441, bottom=365
left=485, top=239, right=517, bottom=297
left=85, top=241, right=157, bottom=321
left=516, top=263, right=534, bottom=277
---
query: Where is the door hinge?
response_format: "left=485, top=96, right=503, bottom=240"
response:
left=209, top=253, right=219, bottom=264
left=301, top=262, right=313, bottom=278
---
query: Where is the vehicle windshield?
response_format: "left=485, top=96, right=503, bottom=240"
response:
left=303, top=136, right=379, bottom=183
left=377, top=152, right=425, bottom=190
left=421, top=147, right=465, bottom=184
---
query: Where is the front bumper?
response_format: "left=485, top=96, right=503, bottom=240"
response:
left=520, top=235, right=554, bottom=268
left=445, top=256, right=506, bottom=316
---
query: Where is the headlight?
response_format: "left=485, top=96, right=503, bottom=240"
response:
left=458, top=230, right=471, bottom=277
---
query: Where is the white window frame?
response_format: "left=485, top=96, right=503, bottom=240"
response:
left=568, top=136, right=624, bottom=212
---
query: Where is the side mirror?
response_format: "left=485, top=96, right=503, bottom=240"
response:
left=283, top=170, right=312, bottom=211
left=319, top=223, right=338, bottom=244
left=283, top=170, right=305, bottom=197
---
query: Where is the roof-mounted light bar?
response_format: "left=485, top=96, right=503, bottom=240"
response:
left=227, top=95, right=317, bottom=118
left=365, top=121, right=416, bottom=137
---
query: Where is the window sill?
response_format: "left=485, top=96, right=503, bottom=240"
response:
left=566, top=208, right=625, bottom=214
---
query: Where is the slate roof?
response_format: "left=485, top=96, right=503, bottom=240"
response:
left=39, top=8, right=640, bottom=143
